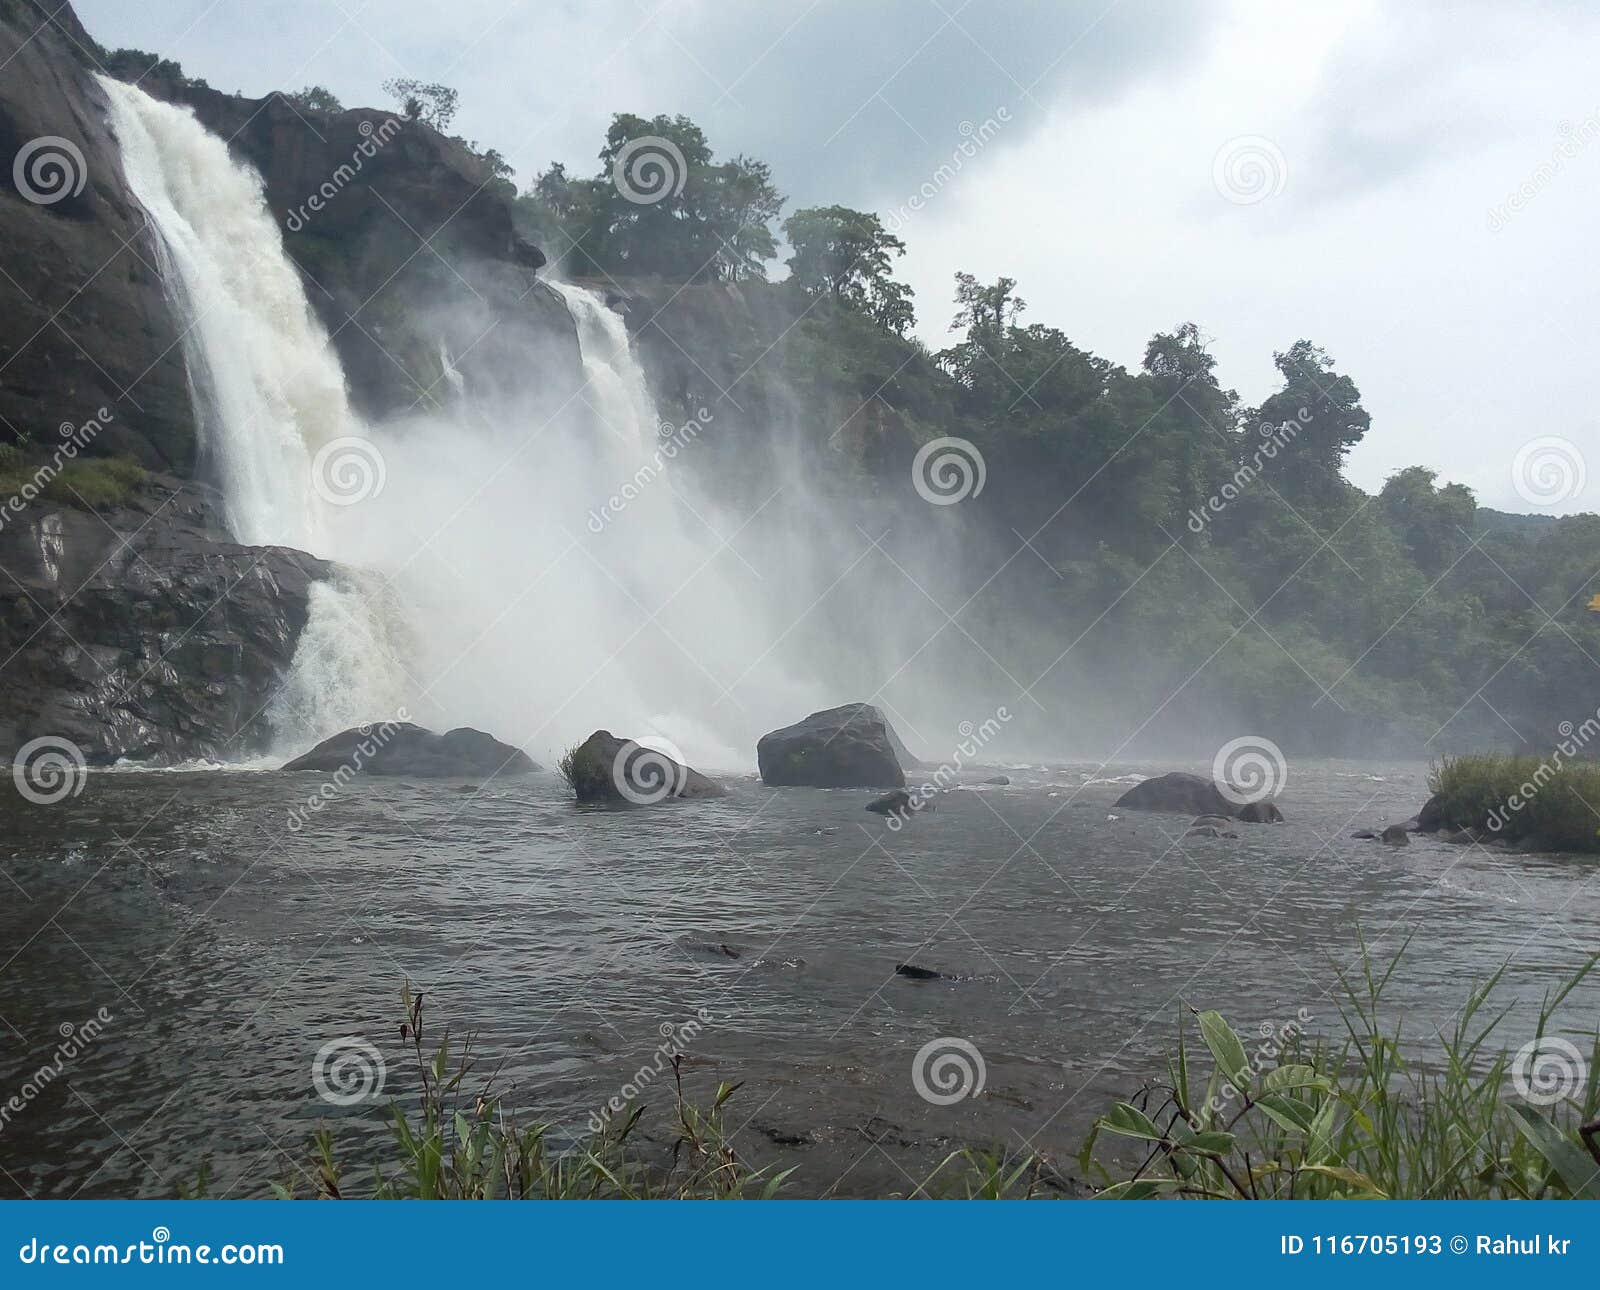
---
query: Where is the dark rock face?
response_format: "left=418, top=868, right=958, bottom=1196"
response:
left=1116, top=772, right=1285, bottom=822
left=894, top=963, right=947, bottom=981
left=282, top=722, right=536, bottom=778
left=1115, top=772, right=1235, bottom=817
left=564, top=729, right=725, bottom=804
left=0, top=0, right=198, bottom=471
left=758, top=704, right=910, bottom=788
left=154, top=83, right=580, bottom=424
left=0, top=480, right=331, bottom=763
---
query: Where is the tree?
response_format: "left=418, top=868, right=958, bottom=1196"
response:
left=382, top=78, right=458, bottom=131
left=287, top=85, right=343, bottom=114
left=951, top=272, right=1025, bottom=335
left=1378, top=466, right=1477, bottom=575
left=1249, top=340, right=1371, bottom=503
left=783, top=206, right=914, bottom=334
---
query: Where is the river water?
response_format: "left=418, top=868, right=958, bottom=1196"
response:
left=1, top=759, right=1596, bottom=1198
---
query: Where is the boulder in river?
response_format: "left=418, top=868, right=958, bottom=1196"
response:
left=866, top=788, right=936, bottom=818
left=1115, top=771, right=1285, bottom=822
left=757, top=703, right=913, bottom=788
left=561, top=730, right=725, bottom=804
left=1381, top=824, right=1410, bottom=847
left=282, top=722, right=537, bottom=778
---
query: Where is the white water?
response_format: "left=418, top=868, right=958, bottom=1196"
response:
left=100, top=78, right=821, bottom=767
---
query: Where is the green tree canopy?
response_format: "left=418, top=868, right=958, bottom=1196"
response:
left=783, top=205, right=914, bottom=335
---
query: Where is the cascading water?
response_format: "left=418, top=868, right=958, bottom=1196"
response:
left=99, top=77, right=409, bottom=752
left=100, top=78, right=821, bottom=768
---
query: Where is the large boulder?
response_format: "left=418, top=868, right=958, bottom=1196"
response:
left=757, top=704, right=911, bottom=788
left=1115, top=771, right=1285, bottom=822
left=561, top=729, right=725, bottom=804
left=1114, top=772, right=1235, bottom=817
left=283, top=722, right=536, bottom=778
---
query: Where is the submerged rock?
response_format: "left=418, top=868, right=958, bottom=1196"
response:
left=283, top=723, right=537, bottom=778
left=1184, top=825, right=1238, bottom=840
left=1381, top=824, right=1410, bottom=846
left=562, top=729, right=725, bottom=804
left=894, top=962, right=947, bottom=981
left=757, top=703, right=914, bottom=788
left=1236, top=801, right=1285, bottom=823
left=866, top=788, right=936, bottom=818
left=981, top=774, right=1011, bottom=786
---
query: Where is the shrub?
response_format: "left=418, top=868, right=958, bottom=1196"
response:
left=1431, top=753, right=1600, bottom=853
left=556, top=740, right=611, bottom=801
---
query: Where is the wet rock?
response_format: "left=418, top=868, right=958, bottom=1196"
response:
left=1236, top=801, right=1285, bottom=823
left=757, top=703, right=914, bottom=788
left=982, top=775, right=1011, bottom=785
left=1351, top=829, right=1379, bottom=840
left=866, top=788, right=935, bottom=818
left=894, top=962, right=947, bottom=980
left=283, top=722, right=536, bottom=778
left=1115, top=772, right=1235, bottom=817
left=1381, top=824, right=1410, bottom=847
left=681, top=939, right=740, bottom=960
left=1191, top=815, right=1236, bottom=830
left=562, top=729, right=725, bottom=804
left=1184, top=825, right=1238, bottom=840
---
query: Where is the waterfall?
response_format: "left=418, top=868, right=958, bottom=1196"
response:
left=99, top=79, right=821, bottom=769
left=99, top=77, right=408, bottom=751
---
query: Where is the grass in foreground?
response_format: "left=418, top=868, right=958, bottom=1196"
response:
left=202, top=950, right=1600, bottom=1198
left=1430, top=753, right=1600, bottom=853
left=1081, top=945, right=1600, bottom=1198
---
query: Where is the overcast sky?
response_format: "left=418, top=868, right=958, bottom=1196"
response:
left=76, top=0, right=1599, bottom=514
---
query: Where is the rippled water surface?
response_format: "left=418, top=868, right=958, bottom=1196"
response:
left=2, top=760, right=1597, bottom=1197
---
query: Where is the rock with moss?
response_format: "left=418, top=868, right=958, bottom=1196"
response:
left=560, top=730, right=725, bottom=804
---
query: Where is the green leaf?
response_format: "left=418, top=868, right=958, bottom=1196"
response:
left=1254, top=1092, right=1317, bottom=1135
left=1100, top=1101, right=1165, bottom=1141
left=1094, top=1178, right=1180, bottom=1199
left=1183, top=1130, right=1238, bottom=1155
left=1507, top=1103, right=1600, bottom=1200
left=1262, top=1064, right=1328, bottom=1094
left=1196, top=1009, right=1252, bottom=1087
left=1299, top=1163, right=1387, bottom=1197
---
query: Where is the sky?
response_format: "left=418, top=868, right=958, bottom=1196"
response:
left=74, top=0, right=1600, bottom=515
